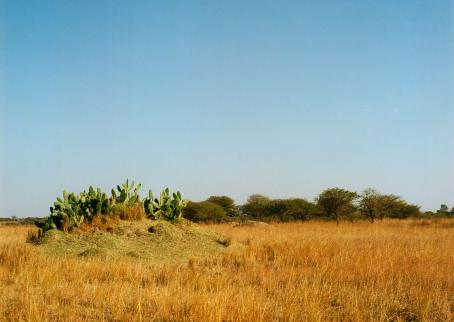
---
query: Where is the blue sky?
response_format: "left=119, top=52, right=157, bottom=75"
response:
left=1, top=0, right=453, bottom=217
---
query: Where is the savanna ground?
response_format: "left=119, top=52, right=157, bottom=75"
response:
left=0, top=219, right=453, bottom=321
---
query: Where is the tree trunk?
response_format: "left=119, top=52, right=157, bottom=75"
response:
left=368, top=211, right=374, bottom=223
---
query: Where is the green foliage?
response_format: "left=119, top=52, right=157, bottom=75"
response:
left=272, top=198, right=317, bottom=221
left=359, top=188, right=392, bottom=223
left=241, top=194, right=271, bottom=220
left=85, top=186, right=111, bottom=216
left=241, top=195, right=317, bottom=222
left=48, top=186, right=114, bottom=231
left=436, top=204, right=453, bottom=217
left=35, top=217, right=57, bottom=231
left=183, top=201, right=228, bottom=222
left=113, top=179, right=141, bottom=205
left=421, top=211, right=435, bottom=219
left=47, top=190, right=86, bottom=231
left=439, top=204, right=449, bottom=212
left=170, top=191, right=188, bottom=220
left=110, top=180, right=143, bottom=219
left=143, top=188, right=188, bottom=221
left=386, top=202, right=420, bottom=218
left=35, top=182, right=430, bottom=233
left=37, top=179, right=144, bottom=233
left=359, top=188, right=421, bottom=221
left=316, top=188, right=359, bottom=225
left=206, top=196, right=238, bottom=217
left=143, top=190, right=155, bottom=218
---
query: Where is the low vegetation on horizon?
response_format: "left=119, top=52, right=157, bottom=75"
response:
left=3, top=179, right=452, bottom=228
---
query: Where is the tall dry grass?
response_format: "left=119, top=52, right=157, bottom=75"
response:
left=0, top=219, right=453, bottom=321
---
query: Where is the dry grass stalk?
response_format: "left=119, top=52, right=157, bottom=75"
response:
left=0, top=219, right=452, bottom=321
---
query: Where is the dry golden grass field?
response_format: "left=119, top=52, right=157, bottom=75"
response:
left=0, top=219, right=453, bottom=321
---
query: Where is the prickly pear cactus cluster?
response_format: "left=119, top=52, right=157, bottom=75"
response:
left=36, top=180, right=188, bottom=233
left=111, top=180, right=141, bottom=205
left=143, top=188, right=188, bottom=221
left=45, top=191, right=86, bottom=231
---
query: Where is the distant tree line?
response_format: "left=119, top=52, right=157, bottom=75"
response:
left=182, top=188, right=454, bottom=224
left=3, top=188, right=453, bottom=225
left=0, top=217, right=46, bottom=225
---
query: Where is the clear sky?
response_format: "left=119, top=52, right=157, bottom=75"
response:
left=1, top=0, right=453, bottom=217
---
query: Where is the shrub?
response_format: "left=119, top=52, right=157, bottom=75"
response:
left=268, top=198, right=317, bottom=222
left=316, top=188, right=359, bottom=226
left=241, top=195, right=317, bottom=222
left=182, top=201, right=228, bottom=222
left=241, top=194, right=271, bottom=220
left=387, top=203, right=421, bottom=218
left=206, top=196, right=238, bottom=217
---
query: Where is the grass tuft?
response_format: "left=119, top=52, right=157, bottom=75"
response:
left=0, top=219, right=453, bottom=321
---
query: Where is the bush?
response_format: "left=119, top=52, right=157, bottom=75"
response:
left=265, top=199, right=315, bottom=222
left=241, top=195, right=317, bottom=222
left=182, top=201, right=228, bottom=223
left=387, top=203, right=421, bottom=218
left=241, top=194, right=271, bottom=221
left=206, top=196, right=238, bottom=217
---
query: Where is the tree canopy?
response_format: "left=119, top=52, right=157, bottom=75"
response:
left=316, top=188, right=359, bottom=226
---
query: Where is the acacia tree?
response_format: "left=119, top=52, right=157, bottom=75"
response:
left=316, top=188, right=358, bottom=226
left=359, top=188, right=380, bottom=223
left=182, top=201, right=227, bottom=222
left=241, top=194, right=271, bottom=220
left=437, top=204, right=450, bottom=216
left=374, top=194, right=404, bottom=219
left=360, top=188, right=416, bottom=222
left=206, top=196, right=238, bottom=217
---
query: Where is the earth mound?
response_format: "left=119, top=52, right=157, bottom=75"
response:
left=35, top=218, right=229, bottom=262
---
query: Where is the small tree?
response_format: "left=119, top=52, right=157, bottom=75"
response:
left=268, top=198, right=316, bottom=222
left=241, top=194, right=271, bottom=220
left=359, top=188, right=380, bottom=223
left=374, top=194, right=401, bottom=219
left=437, top=204, right=450, bottom=216
left=182, top=201, right=227, bottom=222
left=359, top=189, right=408, bottom=223
left=400, top=204, right=420, bottom=218
left=206, top=196, right=238, bottom=217
left=316, top=188, right=358, bottom=226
